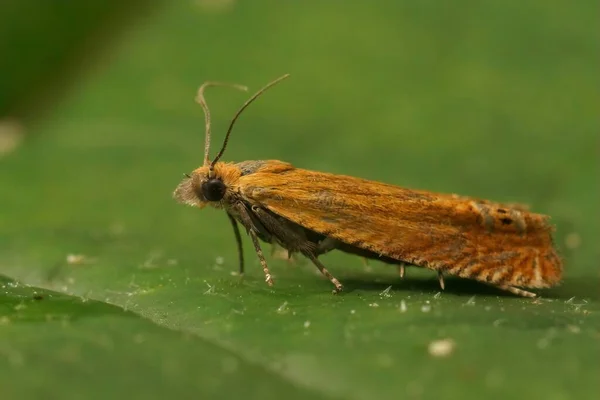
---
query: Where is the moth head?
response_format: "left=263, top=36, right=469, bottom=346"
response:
left=173, top=165, right=232, bottom=208
left=173, top=74, right=290, bottom=208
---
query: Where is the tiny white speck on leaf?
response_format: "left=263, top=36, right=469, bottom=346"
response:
left=428, top=339, right=455, bottom=357
left=203, top=281, right=216, bottom=295
left=379, top=285, right=393, bottom=298
left=420, top=304, right=431, bottom=313
left=369, top=303, right=380, bottom=308
left=433, top=292, right=442, bottom=299
left=303, top=320, right=311, bottom=329
left=66, top=254, right=87, bottom=265
left=215, top=256, right=225, bottom=265
left=399, top=300, right=407, bottom=313
left=276, top=301, right=289, bottom=314
left=465, top=296, right=476, bottom=306
left=566, top=298, right=588, bottom=313
left=350, top=309, right=356, bottom=315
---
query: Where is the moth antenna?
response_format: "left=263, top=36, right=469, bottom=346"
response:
left=195, top=81, right=248, bottom=166
left=210, top=74, right=291, bottom=170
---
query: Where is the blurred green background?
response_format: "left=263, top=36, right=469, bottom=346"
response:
left=1, top=1, right=598, bottom=399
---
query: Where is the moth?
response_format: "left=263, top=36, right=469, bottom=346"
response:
left=173, top=74, right=563, bottom=297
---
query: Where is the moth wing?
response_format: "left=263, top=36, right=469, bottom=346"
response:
left=238, top=163, right=561, bottom=288
left=239, top=165, right=468, bottom=265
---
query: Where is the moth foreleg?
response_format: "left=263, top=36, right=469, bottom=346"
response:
left=233, top=203, right=274, bottom=287
left=305, top=253, right=344, bottom=293
left=226, top=213, right=244, bottom=275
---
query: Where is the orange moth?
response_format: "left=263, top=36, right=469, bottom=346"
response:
left=173, top=74, right=563, bottom=297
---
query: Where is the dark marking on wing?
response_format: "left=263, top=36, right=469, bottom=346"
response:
left=237, top=160, right=267, bottom=176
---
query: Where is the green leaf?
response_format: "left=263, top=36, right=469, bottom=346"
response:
left=0, top=275, right=322, bottom=400
left=1, top=1, right=598, bottom=399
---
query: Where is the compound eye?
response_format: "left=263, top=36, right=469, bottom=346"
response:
left=201, top=178, right=226, bottom=201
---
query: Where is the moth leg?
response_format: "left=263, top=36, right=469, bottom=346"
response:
left=398, top=263, right=406, bottom=279
left=306, top=254, right=343, bottom=293
left=437, top=271, right=445, bottom=290
left=233, top=203, right=275, bottom=286
left=248, top=230, right=274, bottom=286
left=227, top=213, right=244, bottom=275
left=494, top=284, right=536, bottom=298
